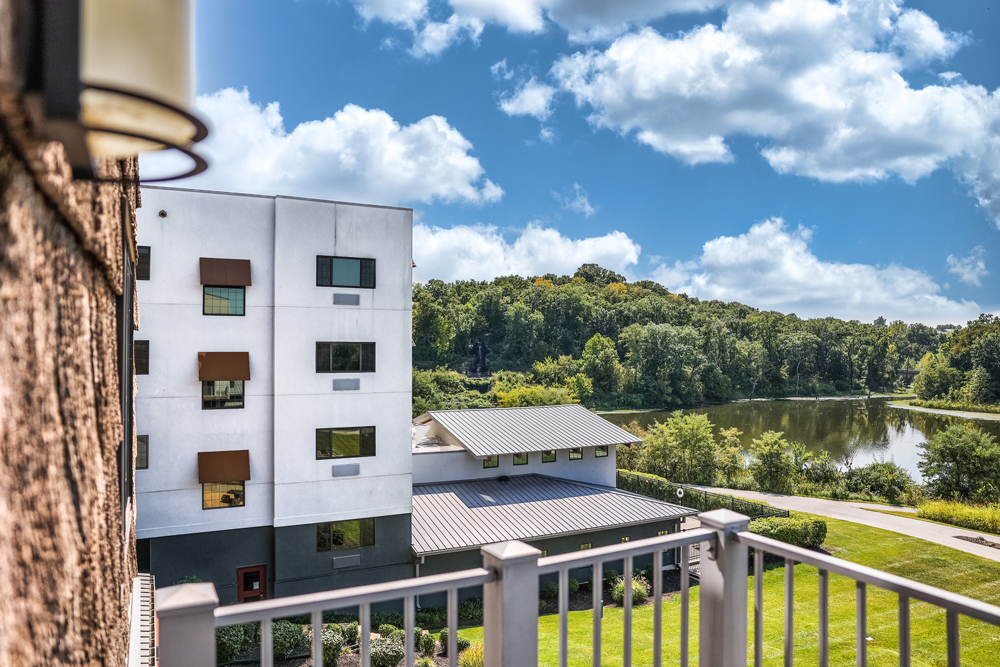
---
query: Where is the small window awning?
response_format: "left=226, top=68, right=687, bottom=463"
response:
left=200, top=257, right=252, bottom=286
left=198, top=352, right=251, bottom=381
left=198, top=450, right=251, bottom=484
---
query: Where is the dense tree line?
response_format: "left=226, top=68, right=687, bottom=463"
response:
left=413, top=264, right=944, bottom=411
left=912, top=314, right=1000, bottom=409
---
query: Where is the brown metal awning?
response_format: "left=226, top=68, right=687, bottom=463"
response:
left=198, top=450, right=251, bottom=484
left=198, top=352, right=251, bottom=381
left=200, top=258, right=252, bottom=286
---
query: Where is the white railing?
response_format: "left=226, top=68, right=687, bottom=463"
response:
left=155, top=509, right=1000, bottom=667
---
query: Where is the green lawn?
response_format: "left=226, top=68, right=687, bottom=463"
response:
left=457, top=514, right=1000, bottom=666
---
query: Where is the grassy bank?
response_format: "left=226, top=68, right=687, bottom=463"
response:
left=456, top=514, right=1000, bottom=666
left=908, top=399, right=1000, bottom=416
left=917, top=501, right=1000, bottom=536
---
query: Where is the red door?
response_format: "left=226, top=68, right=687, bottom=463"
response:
left=237, top=565, right=267, bottom=603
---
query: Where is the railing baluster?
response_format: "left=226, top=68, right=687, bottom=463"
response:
left=819, top=570, right=829, bottom=667
left=447, top=588, right=458, bottom=667
left=653, top=549, right=663, bottom=667
left=404, top=595, right=415, bottom=667
left=784, top=559, right=794, bottom=667
left=624, top=554, right=633, bottom=667
left=857, top=582, right=867, bottom=667
left=947, top=610, right=960, bottom=667
left=754, top=549, right=763, bottom=667
left=261, top=618, right=274, bottom=667
left=593, top=562, right=603, bottom=667
left=361, top=602, right=371, bottom=667
left=559, top=568, right=569, bottom=667
left=898, top=594, right=910, bottom=667
left=681, top=545, right=689, bottom=667
left=312, top=610, right=324, bottom=667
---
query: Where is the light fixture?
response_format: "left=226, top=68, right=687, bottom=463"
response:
left=25, top=0, right=209, bottom=181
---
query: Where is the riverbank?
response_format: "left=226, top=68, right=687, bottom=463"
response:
left=889, top=400, right=1000, bottom=422
left=597, top=393, right=915, bottom=415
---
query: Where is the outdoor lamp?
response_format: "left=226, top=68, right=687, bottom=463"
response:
left=27, top=0, right=208, bottom=181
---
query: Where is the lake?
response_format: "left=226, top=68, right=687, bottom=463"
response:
left=601, top=398, right=1000, bottom=481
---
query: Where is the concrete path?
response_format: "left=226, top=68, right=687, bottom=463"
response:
left=889, top=402, right=1000, bottom=422
left=690, top=486, right=1000, bottom=563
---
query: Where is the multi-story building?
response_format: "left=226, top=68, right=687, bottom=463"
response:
left=134, top=186, right=414, bottom=603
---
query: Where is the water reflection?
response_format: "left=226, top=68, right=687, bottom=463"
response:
left=602, top=399, right=1000, bottom=481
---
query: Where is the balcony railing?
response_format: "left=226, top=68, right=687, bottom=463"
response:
left=155, top=510, right=1000, bottom=667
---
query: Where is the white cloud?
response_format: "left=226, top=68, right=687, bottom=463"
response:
left=490, top=59, right=514, bottom=80
left=553, top=183, right=597, bottom=216
left=410, top=15, right=484, bottom=57
left=498, top=77, right=558, bottom=120
left=413, top=221, right=640, bottom=282
left=140, top=87, right=502, bottom=206
left=947, top=246, right=989, bottom=286
left=539, top=126, right=555, bottom=143
left=652, top=218, right=980, bottom=325
left=552, top=0, right=1000, bottom=225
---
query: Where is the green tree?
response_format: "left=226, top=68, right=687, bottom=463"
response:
left=640, top=412, right=717, bottom=485
left=748, top=431, right=798, bottom=493
left=581, top=334, right=624, bottom=395
left=495, top=385, right=576, bottom=407
left=716, top=427, right=745, bottom=485
left=564, top=373, right=594, bottom=405
left=780, top=331, right=819, bottom=396
left=499, top=302, right=544, bottom=370
left=970, top=328, right=1000, bottom=397
left=911, top=352, right=963, bottom=400
left=918, top=425, right=1000, bottom=503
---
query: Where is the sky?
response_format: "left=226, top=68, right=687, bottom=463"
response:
left=143, top=0, right=1000, bottom=326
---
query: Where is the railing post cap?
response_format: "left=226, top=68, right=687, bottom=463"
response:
left=481, top=540, right=542, bottom=563
left=698, top=508, right=751, bottom=531
left=156, top=582, right=220, bottom=617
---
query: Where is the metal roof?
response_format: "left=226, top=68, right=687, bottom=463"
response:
left=412, top=404, right=641, bottom=457
left=411, top=474, right=695, bottom=556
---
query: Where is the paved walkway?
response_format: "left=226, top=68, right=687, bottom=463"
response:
left=689, top=486, right=1000, bottom=563
left=889, top=402, right=1000, bottom=422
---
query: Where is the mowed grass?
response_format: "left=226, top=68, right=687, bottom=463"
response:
left=457, top=514, right=1000, bottom=666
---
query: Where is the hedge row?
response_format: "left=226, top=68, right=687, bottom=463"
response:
left=918, top=500, right=1000, bottom=536
left=748, top=516, right=827, bottom=549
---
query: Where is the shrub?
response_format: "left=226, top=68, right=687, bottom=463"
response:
left=918, top=501, right=1000, bottom=535
left=458, top=597, right=484, bottom=624
left=389, top=629, right=407, bottom=645
left=803, top=451, right=840, bottom=486
left=603, top=569, right=619, bottom=587
left=378, top=624, right=398, bottom=638
left=459, top=643, right=485, bottom=667
left=412, top=626, right=424, bottom=650
left=342, top=621, right=360, bottom=645
left=542, top=581, right=559, bottom=599
left=749, top=517, right=827, bottom=548
left=843, top=461, right=913, bottom=504
left=748, top=431, right=797, bottom=493
left=439, top=628, right=471, bottom=656
left=416, top=658, right=436, bottom=667
left=639, top=412, right=718, bottom=485
left=216, top=622, right=258, bottom=662
left=305, top=625, right=344, bottom=667
left=369, top=636, right=406, bottom=667
left=919, top=424, right=1000, bottom=503
left=419, top=631, right=437, bottom=656
left=371, top=612, right=404, bottom=628
left=271, top=620, right=304, bottom=660
left=568, top=578, right=580, bottom=595
left=416, top=607, right=447, bottom=628
left=611, top=575, right=648, bottom=606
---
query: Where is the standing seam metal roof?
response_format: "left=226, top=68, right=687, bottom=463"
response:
left=410, top=474, right=695, bottom=556
left=415, top=404, right=641, bottom=457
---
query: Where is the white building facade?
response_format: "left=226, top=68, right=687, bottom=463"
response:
left=134, top=187, right=413, bottom=603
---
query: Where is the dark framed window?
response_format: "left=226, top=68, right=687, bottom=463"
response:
left=203, top=286, right=245, bottom=316
left=569, top=448, right=583, bottom=460
left=136, top=435, right=149, bottom=470
left=596, top=445, right=609, bottom=458
left=513, top=452, right=528, bottom=466
left=317, top=426, right=375, bottom=459
left=316, top=256, right=376, bottom=288
left=658, top=530, right=670, bottom=536
left=579, top=543, right=592, bottom=551
left=202, top=380, right=245, bottom=409
left=316, top=342, right=376, bottom=373
left=542, top=450, right=556, bottom=463
left=621, top=537, right=630, bottom=543
left=316, top=518, right=375, bottom=551
left=483, top=455, right=499, bottom=469
left=136, top=246, right=150, bottom=280
left=539, top=550, right=548, bottom=557
left=203, top=481, right=245, bottom=509
left=134, top=340, right=149, bottom=375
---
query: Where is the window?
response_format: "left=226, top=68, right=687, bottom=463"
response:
left=621, top=537, right=631, bottom=543
left=596, top=445, right=609, bottom=458
left=317, top=427, right=375, bottom=459
left=579, top=543, right=592, bottom=551
left=136, top=435, right=148, bottom=470
left=658, top=530, right=670, bottom=536
left=134, top=340, right=149, bottom=375
left=203, top=481, right=245, bottom=509
left=569, top=448, right=583, bottom=460
left=203, top=286, right=245, bottom=315
left=316, top=518, right=375, bottom=551
left=542, top=450, right=556, bottom=463
left=316, top=256, right=376, bottom=288
left=316, top=342, right=376, bottom=373
left=539, top=550, right=548, bottom=557
left=483, top=455, right=499, bottom=469
left=136, top=246, right=150, bottom=280
left=513, top=452, right=528, bottom=466
left=202, top=380, right=245, bottom=409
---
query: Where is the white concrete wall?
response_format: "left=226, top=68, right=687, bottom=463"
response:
left=412, top=447, right=618, bottom=487
left=135, top=188, right=276, bottom=538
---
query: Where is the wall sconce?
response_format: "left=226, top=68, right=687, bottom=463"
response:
left=25, top=0, right=209, bottom=181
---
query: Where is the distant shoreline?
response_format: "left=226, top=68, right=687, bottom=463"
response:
left=597, top=394, right=915, bottom=415
left=889, top=401, right=1000, bottom=422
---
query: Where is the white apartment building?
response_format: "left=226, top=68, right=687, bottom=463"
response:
left=134, top=186, right=413, bottom=603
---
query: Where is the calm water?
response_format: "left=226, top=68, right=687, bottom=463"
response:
left=602, top=398, right=1000, bottom=481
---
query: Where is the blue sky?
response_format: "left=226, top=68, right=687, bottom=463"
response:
left=148, top=0, right=1000, bottom=325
